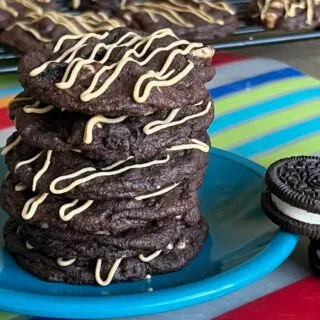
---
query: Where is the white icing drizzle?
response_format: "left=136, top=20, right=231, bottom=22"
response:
left=138, top=250, right=162, bottom=262
left=32, top=150, right=52, bottom=192
left=135, top=182, right=180, bottom=201
left=50, top=155, right=170, bottom=194
left=101, top=156, right=134, bottom=170
left=95, top=258, right=123, bottom=286
left=4, top=171, right=10, bottom=180
left=72, top=0, right=80, bottom=9
left=8, top=96, right=33, bottom=108
left=167, top=138, right=210, bottom=153
left=59, top=199, right=94, bottom=221
left=23, top=101, right=54, bottom=114
left=15, top=150, right=44, bottom=173
left=25, top=241, right=34, bottom=250
left=30, top=32, right=110, bottom=77
left=1, top=135, right=21, bottom=156
left=133, top=60, right=194, bottom=103
left=145, top=274, right=152, bottom=280
left=57, top=258, right=76, bottom=267
left=15, top=182, right=27, bottom=192
left=22, top=193, right=49, bottom=220
left=84, top=115, right=128, bottom=144
left=30, top=29, right=204, bottom=104
left=143, top=100, right=211, bottom=135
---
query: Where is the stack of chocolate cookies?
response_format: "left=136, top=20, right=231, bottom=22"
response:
left=1, top=27, right=215, bottom=285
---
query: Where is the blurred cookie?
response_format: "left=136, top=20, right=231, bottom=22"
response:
left=248, top=0, right=320, bottom=30
left=0, top=11, right=124, bottom=53
left=121, top=0, right=238, bottom=41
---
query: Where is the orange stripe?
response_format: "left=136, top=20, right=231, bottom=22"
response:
left=0, top=96, right=15, bottom=109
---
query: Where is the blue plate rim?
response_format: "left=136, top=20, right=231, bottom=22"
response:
left=0, top=148, right=299, bottom=319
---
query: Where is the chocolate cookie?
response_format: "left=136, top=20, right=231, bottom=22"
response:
left=121, top=0, right=238, bottom=41
left=5, top=217, right=208, bottom=285
left=4, top=132, right=210, bottom=200
left=0, top=0, right=56, bottom=30
left=10, top=93, right=214, bottom=161
left=308, top=240, right=320, bottom=276
left=71, top=0, right=121, bottom=14
left=1, top=174, right=199, bottom=234
left=248, top=0, right=320, bottom=30
left=18, top=27, right=215, bottom=116
left=0, top=11, right=124, bottom=54
left=261, top=156, right=320, bottom=238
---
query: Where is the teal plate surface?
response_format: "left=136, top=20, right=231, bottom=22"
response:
left=0, top=148, right=298, bottom=319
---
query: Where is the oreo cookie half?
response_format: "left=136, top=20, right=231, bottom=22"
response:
left=261, top=156, right=320, bottom=238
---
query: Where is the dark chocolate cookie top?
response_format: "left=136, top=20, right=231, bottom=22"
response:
left=0, top=10, right=124, bottom=54
left=19, top=27, right=215, bottom=116
left=266, top=156, right=320, bottom=212
left=4, top=132, right=209, bottom=200
left=10, top=92, right=213, bottom=161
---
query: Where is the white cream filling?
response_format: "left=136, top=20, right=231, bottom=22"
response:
left=271, top=193, right=320, bottom=224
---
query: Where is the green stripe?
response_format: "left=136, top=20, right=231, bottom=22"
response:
left=212, top=100, right=320, bottom=148
left=0, top=75, right=19, bottom=88
left=0, top=312, right=19, bottom=320
left=215, top=77, right=320, bottom=115
left=254, top=134, right=320, bottom=167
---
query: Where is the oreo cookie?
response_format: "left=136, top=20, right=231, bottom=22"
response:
left=261, top=156, right=320, bottom=238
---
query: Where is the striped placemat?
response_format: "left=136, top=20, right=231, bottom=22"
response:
left=0, top=52, right=319, bottom=320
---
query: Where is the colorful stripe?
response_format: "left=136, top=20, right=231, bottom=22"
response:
left=213, top=77, right=320, bottom=116
left=254, top=134, right=320, bottom=167
left=0, top=109, right=12, bottom=130
left=212, top=52, right=248, bottom=67
left=213, top=100, right=320, bottom=150
left=209, top=87, right=320, bottom=135
left=209, top=68, right=303, bottom=99
left=231, top=116, right=320, bottom=158
left=215, top=276, right=319, bottom=320
left=208, top=57, right=289, bottom=89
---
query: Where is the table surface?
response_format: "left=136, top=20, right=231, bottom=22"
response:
left=0, top=52, right=320, bottom=320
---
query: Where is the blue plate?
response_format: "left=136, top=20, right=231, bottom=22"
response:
left=0, top=148, right=298, bottom=319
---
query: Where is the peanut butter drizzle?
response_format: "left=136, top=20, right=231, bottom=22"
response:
left=6, top=11, right=122, bottom=42
left=30, top=29, right=210, bottom=104
left=259, top=0, right=315, bottom=25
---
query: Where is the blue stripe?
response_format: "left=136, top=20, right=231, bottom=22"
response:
left=0, top=86, right=21, bottom=99
left=208, top=87, right=320, bottom=135
left=231, top=116, right=320, bottom=158
left=209, top=68, right=304, bottom=99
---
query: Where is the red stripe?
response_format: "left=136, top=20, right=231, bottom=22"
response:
left=212, top=52, right=248, bottom=67
left=216, top=276, right=318, bottom=320
left=0, top=108, right=13, bottom=129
